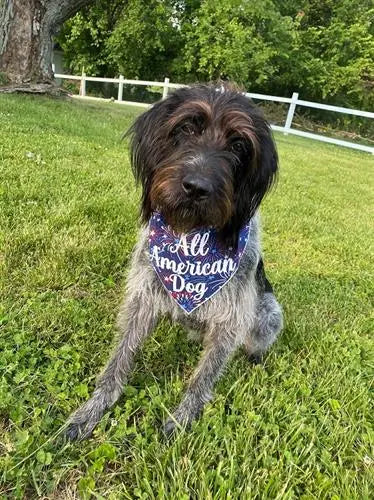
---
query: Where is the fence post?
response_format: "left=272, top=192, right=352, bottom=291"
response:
left=284, top=92, right=299, bottom=134
left=118, top=74, right=124, bottom=102
left=162, top=77, right=169, bottom=100
left=79, top=70, right=86, bottom=97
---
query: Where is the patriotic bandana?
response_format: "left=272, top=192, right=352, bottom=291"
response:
left=149, top=211, right=251, bottom=314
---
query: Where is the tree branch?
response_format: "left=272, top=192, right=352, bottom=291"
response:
left=47, top=0, right=93, bottom=32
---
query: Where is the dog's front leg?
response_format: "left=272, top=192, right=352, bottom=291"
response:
left=65, top=293, right=157, bottom=440
left=164, top=327, right=237, bottom=435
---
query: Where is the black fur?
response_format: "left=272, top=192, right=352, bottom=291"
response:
left=256, top=258, right=274, bottom=294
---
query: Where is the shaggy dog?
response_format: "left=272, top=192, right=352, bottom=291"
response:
left=66, top=83, right=283, bottom=439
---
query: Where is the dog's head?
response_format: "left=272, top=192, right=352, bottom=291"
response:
left=128, top=84, right=278, bottom=247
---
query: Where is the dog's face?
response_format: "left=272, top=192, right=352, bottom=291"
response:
left=129, top=84, right=278, bottom=246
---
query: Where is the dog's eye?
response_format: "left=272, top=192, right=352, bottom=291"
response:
left=180, top=124, right=195, bottom=136
left=230, top=141, right=244, bottom=154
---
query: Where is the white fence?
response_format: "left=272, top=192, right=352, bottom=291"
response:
left=54, top=71, right=374, bottom=155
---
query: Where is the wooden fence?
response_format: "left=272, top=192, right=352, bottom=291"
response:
left=53, top=71, right=374, bottom=155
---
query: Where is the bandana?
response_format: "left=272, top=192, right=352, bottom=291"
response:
left=149, top=211, right=251, bottom=314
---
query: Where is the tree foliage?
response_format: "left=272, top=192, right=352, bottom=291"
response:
left=58, top=0, right=374, bottom=109
left=106, top=0, right=182, bottom=80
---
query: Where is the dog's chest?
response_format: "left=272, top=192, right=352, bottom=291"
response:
left=131, top=215, right=262, bottom=332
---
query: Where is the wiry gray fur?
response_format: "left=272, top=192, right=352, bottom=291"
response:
left=66, top=213, right=283, bottom=440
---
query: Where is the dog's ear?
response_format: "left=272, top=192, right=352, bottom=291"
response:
left=248, top=123, right=278, bottom=214
left=222, top=121, right=278, bottom=247
left=126, top=101, right=169, bottom=222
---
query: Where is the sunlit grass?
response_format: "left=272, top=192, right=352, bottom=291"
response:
left=0, top=94, right=373, bottom=498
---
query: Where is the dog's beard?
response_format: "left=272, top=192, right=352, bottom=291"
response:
left=159, top=199, right=232, bottom=233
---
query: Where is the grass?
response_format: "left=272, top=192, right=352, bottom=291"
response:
left=0, top=94, right=373, bottom=499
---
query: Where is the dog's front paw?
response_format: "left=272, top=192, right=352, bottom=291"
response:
left=163, top=413, right=189, bottom=438
left=65, top=422, right=85, bottom=441
left=162, top=401, right=201, bottom=438
left=162, top=417, right=179, bottom=438
left=65, top=398, right=106, bottom=441
left=65, top=417, right=97, bottom=441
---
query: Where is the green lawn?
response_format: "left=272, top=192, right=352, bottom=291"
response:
left=0, top=94, right=373, bottom=499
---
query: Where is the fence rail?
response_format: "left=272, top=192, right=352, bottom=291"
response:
left=54, top=71, right=374, bottom=155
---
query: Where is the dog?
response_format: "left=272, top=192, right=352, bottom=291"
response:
left=66, top=83, right=283, bottom=440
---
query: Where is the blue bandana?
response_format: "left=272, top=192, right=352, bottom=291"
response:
left=149, top=211, right=251, bottom=314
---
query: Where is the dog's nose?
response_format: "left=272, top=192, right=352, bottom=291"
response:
left=182, top=176, right=212, bottom=199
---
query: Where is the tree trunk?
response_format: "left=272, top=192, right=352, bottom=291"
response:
left=0, top=0, right=92, bottom=86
